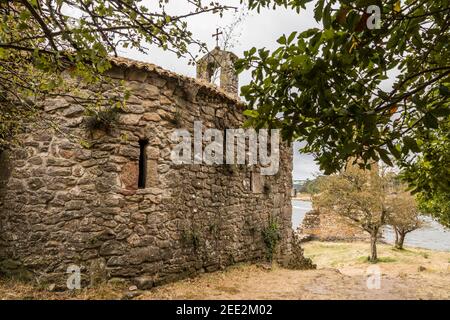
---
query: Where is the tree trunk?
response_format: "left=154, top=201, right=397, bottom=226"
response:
left=394, top=228, right=399, bottom=247
left=395, top=231, right=406, bottom=250
left=370, top=232, right=378, bottom=262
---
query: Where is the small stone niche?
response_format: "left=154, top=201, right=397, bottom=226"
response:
left=251, top=171, right=263, bottom=193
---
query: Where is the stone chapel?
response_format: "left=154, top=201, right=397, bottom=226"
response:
left=0, top=47, right=295, bottom=287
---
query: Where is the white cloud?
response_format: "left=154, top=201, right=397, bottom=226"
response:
left=293, top=142, right=321, bottom=180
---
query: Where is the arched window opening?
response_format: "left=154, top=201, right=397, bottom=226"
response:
left=211, top=67, right=222, bottom=87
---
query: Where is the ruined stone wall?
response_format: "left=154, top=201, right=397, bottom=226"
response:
left=298, top=209, right=370, bottom=242
left=0, top=64, right=293, bottom=288
left=298, top=160, right=381, bottom=243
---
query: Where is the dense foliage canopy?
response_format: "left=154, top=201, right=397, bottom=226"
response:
left=238, top=0, right=449, bottom=203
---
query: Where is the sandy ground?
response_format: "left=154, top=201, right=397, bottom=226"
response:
left=1, top=241, right=449, bottom=300
left=292, top=193, right=312, bottom=201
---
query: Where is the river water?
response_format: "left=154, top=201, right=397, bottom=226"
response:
left=292, top=199, right=450, bottom=252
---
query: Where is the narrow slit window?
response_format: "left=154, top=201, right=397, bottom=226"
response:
left=138, top=139, right=148, bottom=189
left=223, top=129, right=227, bottom=163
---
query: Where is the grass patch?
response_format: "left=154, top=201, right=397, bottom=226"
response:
left=377, top=257, right=397, bottom=263
left=357, top=256, right=397, bottom=263
left=390, top=247, right=431, bottom=259
left=421, top=252, right=429, bottom=259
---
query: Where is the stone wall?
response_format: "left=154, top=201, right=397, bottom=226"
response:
left=298, top=161, right=381, bottom=243
left=298, top=209, right=370, bottom=242
left=0, top=62, right=293, bottom=288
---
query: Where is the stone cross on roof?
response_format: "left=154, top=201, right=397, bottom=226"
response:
left=212, top=28, right=223, bottom=48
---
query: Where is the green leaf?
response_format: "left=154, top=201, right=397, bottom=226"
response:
left=291, top=55, right=308, bottom=67
left=387, top=142, right=402, bottom=159
left=378, top=148, right=393, bottom=166
left=403, top=137, right=421, bottom=153
left=287, top=32, right=297, bottom=44
left=243, top=109, right=259, bottom=118
left=277, top=35, right=286, bottom=45
left=314, top=0, right=325, bottom=22
left=423, top=113, right=439, bottom=129
left=431, top=107, right=450, bottom=117
left=439, top=84, right=450, bottom=96
left=323, top=3, right=332, bottom=29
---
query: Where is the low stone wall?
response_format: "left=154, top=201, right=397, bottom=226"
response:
left=298, top=210, right=370, bottom=242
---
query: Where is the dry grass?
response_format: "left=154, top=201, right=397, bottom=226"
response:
left=139, top=241, right=450, bottom=300
left=1, top=241, right=449, bottom=300
left=0, top=278, right=126, bottom=300
left=303, top=241, right=450, bottom=276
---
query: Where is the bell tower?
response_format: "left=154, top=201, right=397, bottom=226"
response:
left=196, top=47, right=239, bottom=97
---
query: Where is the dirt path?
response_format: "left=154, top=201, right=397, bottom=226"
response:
left=139, top=242, right=450, bottom=300
left=139, top=265, right=449, bottom=300
left=1, top=241, right=448, bottom=300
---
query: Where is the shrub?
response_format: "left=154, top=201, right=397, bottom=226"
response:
left=84, top=106, right=120, bottom=132
left=170, top=108, right=183, bottom=128
left=262, top=216, right=281, bottom=262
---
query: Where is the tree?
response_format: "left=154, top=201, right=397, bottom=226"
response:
left=236, top=0, right=450, bottom=201
left=417, top=192, right=450, bottom=228
left=0, top=0, right=234, bottom=149
left=387, top=190, right=421, bottom=249
left=313, top=165, right=389, bottom=262
left=298, top=176, right=324, bottom=194
left=400, top=117, right=450, bottom=227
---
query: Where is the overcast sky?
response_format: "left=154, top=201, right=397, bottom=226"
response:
left=120, top=1, right=323, bottom=180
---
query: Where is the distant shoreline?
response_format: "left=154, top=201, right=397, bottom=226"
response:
left=292, top=193, right=312, bottom=201
left=291, top=198, right=450, bottom=252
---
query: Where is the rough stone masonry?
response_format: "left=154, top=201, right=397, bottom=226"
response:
left=0, top=48, right=300, bottom=288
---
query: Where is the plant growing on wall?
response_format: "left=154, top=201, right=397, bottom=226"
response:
left=181, top=228, right=201, bottom=251
left=170, top=108, right=184, bottom=128
left=262, top=216, right=281, bottom=262
left=222, top=163, right=237, bottom=176
left=84, top=105, right=121, bottom=133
